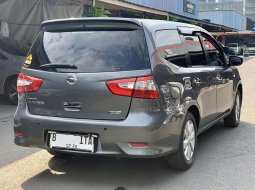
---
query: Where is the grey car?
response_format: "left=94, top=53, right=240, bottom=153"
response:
left=227, top=43, right=243, bottom=55
left=218, top=42, right=236, bottom=57
left=0, top=37, right=29, bottom=104
left=14, top=18, right=243, bottom=170
left=247, top=43, right=255, bottom=55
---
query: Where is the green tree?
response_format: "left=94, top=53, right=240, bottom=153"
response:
left=83, top=5, right=111, bottom=17
left=168, top=15, right=178, bottom=22
left=189, top=20, right=198, bottom=25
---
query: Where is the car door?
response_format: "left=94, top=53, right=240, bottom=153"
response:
left=152, top=29, right=218, bottom=129
left=201, top=35, right=234, bottom=116
left=181, top=33, right=218, bottom=128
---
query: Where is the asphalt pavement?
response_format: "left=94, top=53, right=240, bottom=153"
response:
left=0, top=57, right=255, bottom=190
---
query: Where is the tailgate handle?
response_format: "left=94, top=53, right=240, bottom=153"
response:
left=63, top=102, right=81, bottom=111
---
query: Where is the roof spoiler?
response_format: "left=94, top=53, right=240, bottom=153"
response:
left=178, top=26, right=203, bottom=35
left=41, top=18, right=143, bottom=31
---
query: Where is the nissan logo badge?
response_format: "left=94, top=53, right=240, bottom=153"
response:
left=66, top=75, right=77, bottom=85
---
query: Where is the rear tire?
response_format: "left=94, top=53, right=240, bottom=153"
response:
left=166, top=112, right=197, bottom=170
left=5, top=78, right=18, bottom=105
left=224, top=91, right=241, bottom=128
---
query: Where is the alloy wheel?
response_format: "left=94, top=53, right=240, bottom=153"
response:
left=235, top=94, right=240, bottom=122
left=183, top=120, right=195, bottom=161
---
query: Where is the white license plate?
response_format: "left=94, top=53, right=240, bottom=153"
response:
left=48, top=132, right=96, bottom=152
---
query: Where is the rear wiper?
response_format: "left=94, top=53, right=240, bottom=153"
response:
left=39, top=64, right=78, bottom=69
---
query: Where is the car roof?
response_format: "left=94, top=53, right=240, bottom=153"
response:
left=41, top=17, right=208, bottom=34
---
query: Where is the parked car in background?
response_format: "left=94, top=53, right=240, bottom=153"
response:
left=247, top=43, right=255, bottom=55
left=14, top=18, right=243, bottom=170
left=227, top=43, right=243, bottom=55
left=0, top=37, right=30, bottom=104
left=218, top=42, right=236, bottom=57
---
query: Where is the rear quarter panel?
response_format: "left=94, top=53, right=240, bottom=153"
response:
left=142, top=25, right=200, bottom=138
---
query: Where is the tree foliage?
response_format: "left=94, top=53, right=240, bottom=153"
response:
left=168, top=16, right=178, bottom=22
left=83, top=5, right=111, bottom=17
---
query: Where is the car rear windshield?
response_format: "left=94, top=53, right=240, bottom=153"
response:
left=27, top=29, right=150, bottom=73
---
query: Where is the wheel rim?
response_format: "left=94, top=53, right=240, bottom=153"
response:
left=235, top=94, right=240, bottom=122
left=183, top=120, right=195, bottom=161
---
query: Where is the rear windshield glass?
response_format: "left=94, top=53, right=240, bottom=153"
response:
left=27, top=29, right=149, bottom=73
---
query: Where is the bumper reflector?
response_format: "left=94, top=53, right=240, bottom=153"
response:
left=129, top=142, right=148, bottom=147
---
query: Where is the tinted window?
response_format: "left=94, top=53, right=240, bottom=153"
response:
left=202, top=36, right=224, bottom=66
left=183, top=36, right=206, bottom=66
left=155, top=30, right=187, bottom=67
left=0, top=37, right=29, bottom=56
left=28, top=30, right=149, bottom=73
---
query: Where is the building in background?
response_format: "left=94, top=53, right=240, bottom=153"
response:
left=245, top=0, right=255, bottom=22
left=199, top=0, right=244, bottom=13
left=94, top=0, right=236, bottom=32
left=199, top=0, right=255, bottom=45
left=199, top=9, right=246, bottom=30
left=199, top=0, right=246, bottom=30
left=120, top=0, right=199, bottom=19
left=199, top=0, right=255, bottom=31
left=199, top=0, right=255, bottom=22
left=0, top=0, right=238, bottom=46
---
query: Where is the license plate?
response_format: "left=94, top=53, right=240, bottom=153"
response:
left=48, top=132, right=96, bottom=152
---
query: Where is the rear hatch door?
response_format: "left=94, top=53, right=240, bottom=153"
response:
left=22, top=21, right=151, bottom=120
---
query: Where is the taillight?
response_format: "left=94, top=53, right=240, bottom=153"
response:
left=106, top=76, right=159, bottom=99
left=133, top=76, right=160, bottom=99
left=17, top=74, right=43, bottom=93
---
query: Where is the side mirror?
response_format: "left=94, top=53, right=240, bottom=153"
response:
left=229, top=56, right=243, bottom=66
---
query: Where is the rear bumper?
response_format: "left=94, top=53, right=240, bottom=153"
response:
left=14, top=102, right=184, bottom=158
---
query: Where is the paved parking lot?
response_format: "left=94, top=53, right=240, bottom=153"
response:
left=0, top=57, right=255, bottom=190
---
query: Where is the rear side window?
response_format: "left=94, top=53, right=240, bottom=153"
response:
left=183, top=36, right=206, bottom=66
left=27, top=29, right=150, bottom=73
left=155, top=30, right=187, bottom=67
